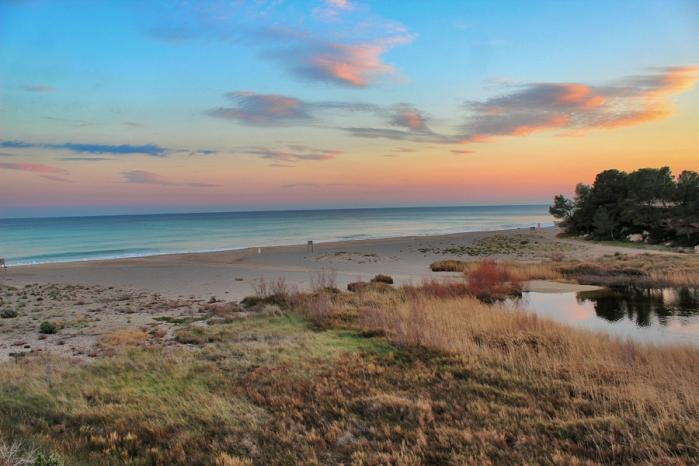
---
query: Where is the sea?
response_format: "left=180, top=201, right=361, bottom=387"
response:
left=0, top=205, right=552, bottom=266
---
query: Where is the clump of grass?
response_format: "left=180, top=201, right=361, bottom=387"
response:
left=430, top=259, right=466, bottom=272
left=0, top=439, right=36, bottom=466
left=563, top=253, right=699, bottom=287
left=1, top=309, right=18, bottom=319
left=100, top=329, right=149, bottom=348
left=431, top=259, right=563, bottom=281
left=38, top=321, right=57, bottom=334
left=346, top=281, right=368, bottom=292
left=403, top=280, right=470, bottom=300
left=370, top=274, right=394, bottom=285
left=241, top=277, right=293, bottom=310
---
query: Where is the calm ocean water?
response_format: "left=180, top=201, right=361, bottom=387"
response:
left=0, top=205, right=552, bottom=266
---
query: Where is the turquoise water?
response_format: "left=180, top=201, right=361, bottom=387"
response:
left=0, top=205, right=552, bottom=265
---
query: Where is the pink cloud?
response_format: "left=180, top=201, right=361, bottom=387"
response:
left=121, top=170, right=217, bottom=187
left=462, top=65, right=699, bottom=139
left=390, top=105, right=427, bottom=130
left=0, top=162, right=67, bottom=174
left=241, top=146, right=340, bottom=163
left=209, top=92, right=310, bottom=125
left=268, top=33, right=414, bottom=87
left=307, top=37, right=410, bottom=87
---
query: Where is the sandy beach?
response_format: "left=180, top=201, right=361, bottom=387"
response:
left=1, top=226, right=636, bottom=299
left=0, top=226, right=679, bottom=361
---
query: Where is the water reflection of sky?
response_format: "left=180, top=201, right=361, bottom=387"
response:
left=508, top=288, right=699, bottom=347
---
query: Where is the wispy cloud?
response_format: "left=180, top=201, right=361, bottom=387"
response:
left=146, top=1, right=413, bottom=88
left=0, top=139, right=215, bottom=157
left=0, top=141, right=33, bottom=149
left=121, top=170, right=217, bottom=187
left=282, top=182, right=366, bottom=188
left=59, top=143, right=168, bottom=156
left=461, top=65, right=699, bottom=139
left=208, top=91, right=311, bottom=125
left=123, top=121, right=146, bottom=128
left=22, top=84, right=55, bottom=93
left=263, top=31, right=413, bottom=87
left=238, top=145, right=341, bottom=164
left=389, top=104, right=429, bottom=131
left=42, top=175, right=71, bottom=183
left=0, top=162, right=67, bottom=174
left=208, top=91, right=387, bottom=126
left=312, top=0, right=352, bottom=21
left=61, top=157, right=115, bottom=162
left=342, top=65, right=699, bottom=144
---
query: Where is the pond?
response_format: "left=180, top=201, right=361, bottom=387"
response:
left=508, top=286, right=699, bottom=347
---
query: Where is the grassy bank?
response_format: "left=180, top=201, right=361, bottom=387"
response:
left=431, top=252, right=699, bottom=288
left=1, top=274, right=698, bottom=465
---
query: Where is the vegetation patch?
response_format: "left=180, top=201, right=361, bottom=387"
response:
left=419, top=234, right=578, bottom=258
left=551, top=166, right=699, bottom=247
left=2, top=274, right=698, bottom=464
left=0, top=309, right=18, bottom=319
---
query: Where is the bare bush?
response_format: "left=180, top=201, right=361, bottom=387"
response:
left=251, top=277, right=290, bottom=298
left=0, top=440, right=35, bottom=466
left=310, top=268, right=337, bottom=292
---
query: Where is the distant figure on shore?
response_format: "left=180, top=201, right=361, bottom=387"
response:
left=0, top=258, right=6, bottom=272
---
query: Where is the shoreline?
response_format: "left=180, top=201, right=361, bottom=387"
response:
left=5, top=223, right=555, bottom=267
left=6, top=226, right=551, bottom=268
left=1, top=226, right=665, bottom=299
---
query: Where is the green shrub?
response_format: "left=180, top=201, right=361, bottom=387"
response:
left=34, top=452, right=65, bottom=466
left=1, top=308, right=18, bottom=318
left=39, top=321, right=57, bottom=334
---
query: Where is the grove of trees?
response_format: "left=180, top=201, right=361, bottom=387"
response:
left=549, top=167, right=699, bottom=246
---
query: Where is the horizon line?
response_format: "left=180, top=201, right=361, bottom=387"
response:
left=0, top=203, right=549, bottom=221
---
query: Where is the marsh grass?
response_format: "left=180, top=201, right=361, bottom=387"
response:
left=431, top=259, right=563, bottom=281
left=432, top=254, right=699, bottom=288
left=1, top=270, right=698, bottom=464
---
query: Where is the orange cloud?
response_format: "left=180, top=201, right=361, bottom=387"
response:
left=309, top=36, right=412, bottom=87
left=461, top=65, right=699, bottom=139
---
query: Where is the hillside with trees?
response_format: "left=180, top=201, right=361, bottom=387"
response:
left=550, top=167, right=699, bottom=247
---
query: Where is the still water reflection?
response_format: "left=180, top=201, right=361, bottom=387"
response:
left=509, top=287, right=699, bottom=347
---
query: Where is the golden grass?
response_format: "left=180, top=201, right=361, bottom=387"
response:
left=100, top=329, right=149, bottom=348
left=289, top=282, right=699, bottom=462
left=2, top=272, right=699, bottom=464
left=431, top=259, right=564, bottom=281
left=433, top=254, right=699, bottom=288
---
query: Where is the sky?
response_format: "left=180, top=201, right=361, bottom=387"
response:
left=1, top=0, right=698, bottom=217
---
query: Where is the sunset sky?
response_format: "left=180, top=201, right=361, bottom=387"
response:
left=1, top=0, right=698, bottom=217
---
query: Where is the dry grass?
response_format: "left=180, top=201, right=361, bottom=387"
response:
left=560, top=253, right=699, bottom=287
left=2, top=268, right=698, bottom=464
left=433, top=254, right=699, bottom=288
left=290, top=285, right=699, bottom=463
left=431, top=259, right=563, bottom=281
left=100, top=329, right=149, bottom=348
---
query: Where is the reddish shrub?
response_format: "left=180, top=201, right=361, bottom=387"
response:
left=465, top=261, right=521, bottom=301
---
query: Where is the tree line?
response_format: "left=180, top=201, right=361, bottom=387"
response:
left=549, top=167, right=699, bottom=246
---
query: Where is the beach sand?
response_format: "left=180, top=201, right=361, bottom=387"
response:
left=2, top=226, right=657, bottom=299
left=0, top=227, right=667, bottom=361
